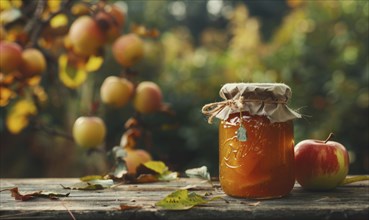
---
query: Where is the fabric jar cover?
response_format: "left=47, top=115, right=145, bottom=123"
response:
left=202, top=83, right=301, bottom=123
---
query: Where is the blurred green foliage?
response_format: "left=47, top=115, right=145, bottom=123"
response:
left=1, top=0, right=368, bottom=177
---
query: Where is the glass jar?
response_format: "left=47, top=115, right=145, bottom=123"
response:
left=202, top=83, right=301, bottom=199
left=219, top=112, right=295, bottom=199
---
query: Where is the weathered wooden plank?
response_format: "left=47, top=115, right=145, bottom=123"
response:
left=0, top=178, right=368, bottom=220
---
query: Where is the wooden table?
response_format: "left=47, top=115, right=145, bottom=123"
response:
left=0, top=178, right=368, bottom=220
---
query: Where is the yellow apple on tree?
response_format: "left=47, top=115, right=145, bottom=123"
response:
left=68, top=16, right=105, bottom=56
left=294, top=133, right=349, bottom=190
left=73, top=116, right=106, bottom=149
left=100, top=76, right=133, bottom=108
left=19, top=48, right=46, bottom=77
left=133, top=81, right=163, bottom=114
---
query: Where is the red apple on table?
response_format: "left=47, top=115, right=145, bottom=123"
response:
left=294, top=133, right=349, bottom=190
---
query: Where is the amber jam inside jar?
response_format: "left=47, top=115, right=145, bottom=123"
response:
left=219, top=112, right=295, bottom=199
left=202, top=83, right=301, bottom=199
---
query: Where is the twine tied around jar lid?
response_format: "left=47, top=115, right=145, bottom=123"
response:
left=201, top=83, right=301, bottom=124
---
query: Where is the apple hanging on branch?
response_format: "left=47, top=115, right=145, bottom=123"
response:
left=72, top=116, right=106, bottom=149
left=295, top=133, right=369, bottom=190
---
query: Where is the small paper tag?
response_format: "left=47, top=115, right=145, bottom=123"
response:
left=237, top=125, right=247, bottom=142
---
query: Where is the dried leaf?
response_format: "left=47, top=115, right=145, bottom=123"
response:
left=27, top=75, right=42, bottom=86
left=113, top=162, right=128, bottom=179
left=155, top=189, right=220, bottom=210
left=6, top=99, right=37, bottom=134
left=131, top=24, right=160, bottom=38
left=158, top=171, right=178, bottom=181
left=120, top=128, right=141, bottom=149
left=124, top=117, right=139, bottom=129
left=247, top=201, right=261, bottom=206
left=180, top=185, right=199, bottom=190
left=107, top=146, right=129, bottom=180
left=185, top=166, right=211, bottom=180
left=135, top=174, right=158, bottom=183
left=111, top=146, right=128, bottom=159
left=4, top=187, right=69, bottom=201
left=61, top=179, right=113, bottom=190
left=119, top=204, right=142, bottom=211
left=0, top=8, right=22, bottom=24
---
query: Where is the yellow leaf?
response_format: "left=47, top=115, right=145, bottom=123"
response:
left=0, top=0, right=22, bottom=11
left=50, top=14, right=68, bottom=28
left=155, top=189, right=220, bottom=210
left=47, top=0, right=61, bottom=12
left=58, top=54, right=87, bottom=89
left=143, top=161, right=168, bottom=175
left=27, top=75, right=41, bottom=86
left=0, top=73, right=15, bottom=84
left=0, top=87, right=15, bottom=106
left=0, top=0, right=12, bottom=11
left=6, top=99, right=37, bottom=134
left=32, top=86, right=48, bottom=104
left=85, top=56, right=103, bottom=72
left=80, top=175, right=105, bottom=182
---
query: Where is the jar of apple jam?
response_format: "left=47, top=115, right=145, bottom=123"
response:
left=202, top=83, right=301, bottom=199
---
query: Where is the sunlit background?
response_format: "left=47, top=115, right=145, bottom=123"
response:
left=1, top=0, right=368, bottom=177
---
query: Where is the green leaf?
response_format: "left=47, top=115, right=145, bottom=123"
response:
left=155, top=189, right=220, bottom=210
left=185, top=166, right=211, bottom=180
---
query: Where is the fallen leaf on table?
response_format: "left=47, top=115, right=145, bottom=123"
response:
left=155, top=189, right=221, bottom=210
left=185, top=166, right=211, bottom=180
left=119, top=204, right=142, bottom=211
left=135, top=174, right=158, bottom=183
left=247, top=201, right=260, bottom=206
left=240, top=201, right=261, bottom=206
left=107, top=146, right=129, bottom=180
left=158, top=171, right=178, bottom=181
left=341, top=175, right=369, bottom=185
left=143, top=161, right=168, bottom=174
left=135, top=161, right=178, bottom=183
left=61, top=179, right=113, bottom=190
left=80, top=175, right=105, bottom=182
left=1, top=187, right=70, bottom=201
